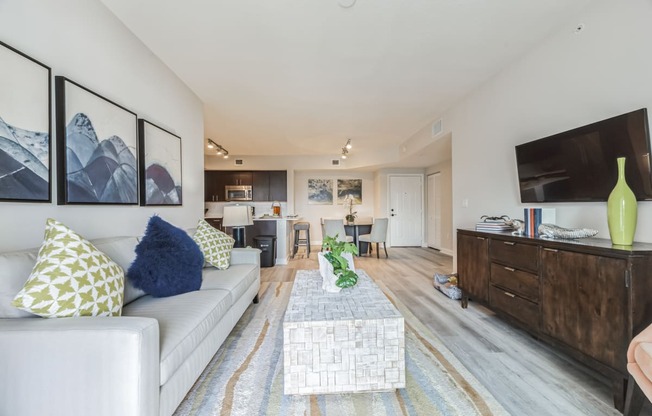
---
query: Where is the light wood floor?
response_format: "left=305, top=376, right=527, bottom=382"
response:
left=261, top=246, right=651, bottom=416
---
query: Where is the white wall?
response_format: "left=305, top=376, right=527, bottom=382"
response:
left=294, top=170, right=375, bottom=244
left=439, top=0, right=652, bottom=260
left=0, top=0, right=204, bottom=251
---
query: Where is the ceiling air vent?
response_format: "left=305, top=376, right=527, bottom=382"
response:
left=234, top=159, right=244, bottom=166
left=331, top=159, right=341, bottom=166
left=431, top=119, right=443, bottom=138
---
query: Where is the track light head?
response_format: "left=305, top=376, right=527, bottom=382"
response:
left=207, top=139, right=229, bottom=159
left=345, top=138, right=352, bottom=150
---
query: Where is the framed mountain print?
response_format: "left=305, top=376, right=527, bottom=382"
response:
left=55, top=76, right=138, bottom=205
left=0, top=41, right=51, bottom=202
left=138, top=119, right=182, bottom=206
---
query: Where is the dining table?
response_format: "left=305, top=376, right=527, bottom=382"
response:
left=344, top=220, right=373, bottom=255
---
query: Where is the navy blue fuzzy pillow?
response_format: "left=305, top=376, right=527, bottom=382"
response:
left=128, top=216, right=204, bottom=297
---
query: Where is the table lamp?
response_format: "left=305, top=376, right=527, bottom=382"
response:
left=222, top=205, right=253, bottom=248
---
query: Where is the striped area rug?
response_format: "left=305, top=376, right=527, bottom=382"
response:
left=174, top=273, right=508, bottom=416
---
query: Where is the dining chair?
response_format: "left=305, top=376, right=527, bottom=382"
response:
left=358, top=218, right=389, bottom=258
left=322, top=219, right=354, bottom=243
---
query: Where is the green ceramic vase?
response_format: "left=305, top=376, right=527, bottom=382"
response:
left=607, top=157, right=637, bottom=245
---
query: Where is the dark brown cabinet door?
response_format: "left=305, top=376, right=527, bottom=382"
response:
left=457, top=233, right=489, bottom=303
left=269, top=171, right=287, bottom=201
left=541, top=249, right=629, bottom=372
left=233, top=171, right=253, bottom=186
left=252, top=171, right=270, bottom=201
left=205, top=171, right=227, bottom=202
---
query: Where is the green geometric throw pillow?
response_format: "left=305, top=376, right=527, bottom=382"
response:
left=192, top=220, right=235, bottom=270
left=12, top=218, right=124, bottom=318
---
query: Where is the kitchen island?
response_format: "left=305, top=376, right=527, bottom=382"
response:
left=205, top=215, right=302, bottom=265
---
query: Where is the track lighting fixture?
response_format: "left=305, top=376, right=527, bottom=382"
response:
left=341, top=138, right=352, bottom=159
left=207, top=138, right=229, bottom=159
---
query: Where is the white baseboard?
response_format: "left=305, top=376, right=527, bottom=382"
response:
left=439, top=248, right=453, bottom=256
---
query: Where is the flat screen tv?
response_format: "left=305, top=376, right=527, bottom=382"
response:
left=515, top=108, right=652, bottom=202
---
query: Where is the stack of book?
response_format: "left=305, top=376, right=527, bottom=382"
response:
left=475, top=220, right=511, bottom=232
left=524, top=208, right=556, bottom=237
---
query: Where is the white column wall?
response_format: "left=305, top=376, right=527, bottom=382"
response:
left=0, top=0, right=204, bottom=251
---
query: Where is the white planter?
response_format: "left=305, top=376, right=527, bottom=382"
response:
left=317, top=252, right=355, bottom=293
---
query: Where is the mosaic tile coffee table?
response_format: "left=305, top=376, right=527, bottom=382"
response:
left=283, top=269, right=405, bottom=395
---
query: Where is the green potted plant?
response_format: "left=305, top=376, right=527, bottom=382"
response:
left=319, top=235, right=359, bottom=290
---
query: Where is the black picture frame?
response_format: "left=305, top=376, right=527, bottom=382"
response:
left=138, top=119, right=183, bottom=206
left=0, top=41, right=52, bottom=203
left=55, top=76, right=138, bottom=205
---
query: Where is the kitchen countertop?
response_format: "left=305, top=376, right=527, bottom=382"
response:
left=204, top=216, right=301, bottom=221
left=253, top=216, right=301, bottom=221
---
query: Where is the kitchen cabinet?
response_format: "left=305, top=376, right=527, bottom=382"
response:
left=205, top=170, right=286, bottom=202
left=252, top=171, right=270, bottom=201
left=456, top=228, right=652, bottom=411
left=204, top=171, right=252, bottom=202
left=269, top=171, right=287, bottom=201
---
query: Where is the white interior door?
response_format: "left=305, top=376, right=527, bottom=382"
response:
left=389, top=175, right=423, bottom=246
left=427, top=173, right=442, bottom=249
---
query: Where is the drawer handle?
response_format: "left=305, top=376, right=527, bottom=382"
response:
left=504, top=266, right=515, bottom=272
left=503, top=291, right=516, bottom=298
left=476, top=237, right=485, bottom=240
left=503, top=241, right=516, bottom=246
left=543, top=248, right=558, bottom=253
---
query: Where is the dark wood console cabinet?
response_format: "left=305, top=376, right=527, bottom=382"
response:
left=457, top=228, right=652, bottom=411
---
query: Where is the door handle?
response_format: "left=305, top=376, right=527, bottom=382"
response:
left=504, top=266, right=515, bottom=272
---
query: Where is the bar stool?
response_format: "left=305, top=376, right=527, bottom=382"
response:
left=292, top=222, right=311, bottom=258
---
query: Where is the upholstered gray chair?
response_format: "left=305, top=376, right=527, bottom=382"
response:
left=358, top=218, right=389, bottom=258
left=322, top=219, right=354, bottom=243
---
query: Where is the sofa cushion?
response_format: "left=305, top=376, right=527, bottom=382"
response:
left=128, top=216, right=204, bottom=297
left=192, top=220, right=235, bottom=270
left=201, top=264, right=259, bottom=301
left=92, top=237, right=146, bottom=305
left=0, top=249, right=39, bottom=318
left=12, top=218, right=124, bottom=318
left=122, top=289, right=232, bottom=386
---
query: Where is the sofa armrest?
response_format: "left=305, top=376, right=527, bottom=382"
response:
left=0, top=316, right=160, bottom=416
left=231, top=247, right=261, bottom=266
left=629, top=322, right=652, bottom=362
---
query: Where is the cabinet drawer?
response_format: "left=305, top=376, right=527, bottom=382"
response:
left=489, top=285, right=540, bottom=330
left=490, top=239, right=538, bottom=272
left=490, top=262, right=539, bottom=302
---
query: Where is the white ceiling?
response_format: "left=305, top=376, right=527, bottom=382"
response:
left=101, top=0, right=591, bottom=166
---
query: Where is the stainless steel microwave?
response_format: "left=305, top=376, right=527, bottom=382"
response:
left=225, top=185, right=252, bottom=201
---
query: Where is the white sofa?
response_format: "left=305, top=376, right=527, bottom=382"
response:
left=0, top=235, right=261, bottom=416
